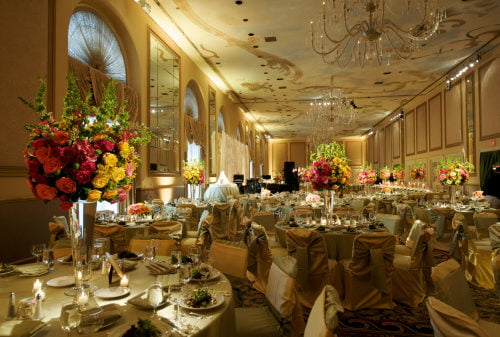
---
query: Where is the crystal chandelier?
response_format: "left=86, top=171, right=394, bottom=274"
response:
left=306, top=76, right=358, bottom=150
left=310, top=0, right=446, bottom=67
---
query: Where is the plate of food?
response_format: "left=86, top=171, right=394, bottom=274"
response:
left=179, top=289, right=224, bottom=311
left=189, top=268, right=221, bottom=283
left=94, top=287, right=130, bottom=299
left=108, top=318, right=170, bottom=337
left=0, top=263, right=14, bottom=276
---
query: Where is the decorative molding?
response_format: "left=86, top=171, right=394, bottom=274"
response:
left=405, top=109, right=415, bottom=156
left=479, top=57, right=500, bottom=141
left=429, top=92, right=443, bottom=151
left=416, top=103, right=428, bottom=154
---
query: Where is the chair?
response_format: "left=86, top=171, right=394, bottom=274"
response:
left=210, top=203, right=231, bottom=240
left=253, top=211, right=276, bottom=233
left=426, top=296, right=497, bottom=337
left=94, top=224, right=127, bottom=253
left=490, top=224, right=500, bottom=299
left=375, top=213, right=402, bottom=235
left=149, top=220, right=182, bottom=237
left=176, top=204, right=196, bottom=230
left=473, top=213, right=499, bottom=239
left=392, top=228, right=433, bottom=306
left=335, top=232, right=396, bottom=310
left=396, top=203, right=415, bottom=239
left=285, top=228, right=330, bottom=309
left=128, top=239, right=176, bottom=257
left=431, top=259, right=479, bottom=320
left=180, top=212, right=213, bottom=257
left=210, top=239, right=248, bottom=279
left=304, top=284, right=343, bottom=337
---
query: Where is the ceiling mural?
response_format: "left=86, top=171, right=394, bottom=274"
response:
left=153, top=0, right=500, bottom=139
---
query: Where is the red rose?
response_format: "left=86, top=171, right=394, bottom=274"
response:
left=94, top=140, right=115, bottom=153
left=34, top=146, right=50, bottom=162
left=43, top=157, right=63, bottom=174
left=32, top=173, right=48, bottom=184
left=59, top=201, right=73, bottom=210
left=32, top=138, right=48, bottom=149
left=35, top=184, right=58, bottom=200
left=80, top=161, right=96, bottom=172
left=55, top=177, right=77, bottom=194
left=27, top=158, right=42, bottom=176
left=59, top=146, right=77, bottom=166
left=53, top=130, right=70, bottom=145
left=75, top=170, right=93, bottom=184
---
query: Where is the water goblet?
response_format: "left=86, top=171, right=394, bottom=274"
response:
left=188, top=246, right=200, bottom=265
left=147, top=281, right=164, bottom=318
left=42, top=247, right=54, bottom=270
left=171, top=250, right=182, bottom=267
left=60, top=303, right=81, bottom=336
left=178, top=263, right=192, bottom=295
left=31, top=243, right=46, bottom=263
left=198, top=262, right=212, bottom=287
left=144, top=245, right=156, bottom=264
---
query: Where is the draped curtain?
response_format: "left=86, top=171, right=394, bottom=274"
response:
left=184, top=114, right=206, bottom=148
left=479, top=150, right=500, bottom=189
left=220, top=133, right=249, bottom=182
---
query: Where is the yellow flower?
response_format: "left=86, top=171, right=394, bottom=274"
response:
left=102, top=189, right=118, bottom=200
left=87, top=189, right=102, bottom=202
left=110, top=167, right=126, bottom=183
left=103, top=153, right=118, bottom=167
left=92, top=174, right=110, bottom=189
left=96, top=163, right=109, bottom=175
left=118, top=141, right=131, bottom=158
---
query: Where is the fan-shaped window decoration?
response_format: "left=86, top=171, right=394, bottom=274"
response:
left=184, top=86, right=199, bottom=119
left=68, top=11, right=126, bottom=83
left=218, top=110, right=225, bottom=133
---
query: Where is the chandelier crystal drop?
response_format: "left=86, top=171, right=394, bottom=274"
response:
left=310, top=0, right=446, bottom=67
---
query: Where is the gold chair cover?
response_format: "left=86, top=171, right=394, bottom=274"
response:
left=426, top=297, right=490, bottom=337
left=149, top=220, right=182, bottom=236
left=210, top=239, right=248, bottom=279
left=180, top=213, right=213, bottom=257
left=375, top=213, right=402, bottom=235
left=210, top=203, right=231, bottom=240
left=247, top=223, right=274, bottom=294
left=304, top=285, right=342, bottom=337
left=396, top=203, right=415, bottom=239
left=128, top=239, right=176, bottom=256
left=339, top=232, right=396, bottom=310
left=286, top=229, right=329, bottom=308
left=176, top=204, right=196, bottom=229
left=253, top=211, right=276, bottom=233
left=473, top=212, right=499, bottom=239
left=94, top=224, right=127, bottom=253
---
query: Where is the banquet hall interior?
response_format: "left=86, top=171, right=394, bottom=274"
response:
left=1, top=0, right=500, bottom=336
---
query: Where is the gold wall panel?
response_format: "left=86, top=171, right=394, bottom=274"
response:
left=479, top=58, right=500, bottom=140
left=290, top=142, right=307, bottom=168
left=345, top=141, right=363, bottom=167
left=444, top=85, right=463, bottom=148
left=385, top=125, right=392, bottom=165
left=416, top=103, right=428, bottom=154
left=392, top=120, right=401, bottom=159
left=271, top=142, right=288, bottom=173
left=429, top=93, right=443, bottom=151
left=405, top=109, right=415, bottom=156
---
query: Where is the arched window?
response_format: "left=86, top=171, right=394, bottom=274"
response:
left=218, top=110, right=225, bottom=133
left=68, top=10, right=126, bottom=82
left=184, top=84, right=203, bottom=199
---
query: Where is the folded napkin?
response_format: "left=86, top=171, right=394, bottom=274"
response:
left=100, top=303, right=122, bottom=328
left=146, top=262, right=176, bottom=275
left=13, top=264, right=48, bottom=276
left=0, top=320, right=45, bottom=337
left=127, top=291, right=168, bottom=309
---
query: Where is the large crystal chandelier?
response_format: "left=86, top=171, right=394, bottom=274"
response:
left=310, top=0, right=445, bottom=67
left=306, top=76, right=358, bottom=150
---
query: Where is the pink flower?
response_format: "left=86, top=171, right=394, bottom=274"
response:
left=80, top=161, right=96, bottom=172
left=94, top=140, right=115, bottom=153
left=125, top=162, right=134, bottom=177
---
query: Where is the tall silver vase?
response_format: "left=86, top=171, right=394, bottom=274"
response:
left=68, top=200, right=97, bottom=289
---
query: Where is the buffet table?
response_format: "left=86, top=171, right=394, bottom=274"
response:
left=0, top=258, right=235, bottom=336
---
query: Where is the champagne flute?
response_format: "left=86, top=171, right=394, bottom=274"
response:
left=147, top=281, right=164, bottom=318
left=31, top=243, right=46, bottom=263
left=60, top=303, right=81, bottom=337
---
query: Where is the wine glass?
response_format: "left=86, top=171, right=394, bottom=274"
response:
left=144, top=245, right=156, bottom=264
left=198, top=262, right=212, bottom=287
left=179, top=263, right=192, bottom=295
left=42, top=248, right=54, bottom=270
left=31, top=243, right=46, bottom=263
left=147, top=281, right=164, bottom=318
left=60, top=303, right=81, bottom=336
left=188, top=246, right=200, bottom=265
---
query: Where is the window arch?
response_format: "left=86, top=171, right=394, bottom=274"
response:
left=218, top=110, right=225, bottom=133
left=68, top=10, right=126, bottom=82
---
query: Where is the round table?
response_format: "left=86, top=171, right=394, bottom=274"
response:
left=0, top=258, right=235, bottom=336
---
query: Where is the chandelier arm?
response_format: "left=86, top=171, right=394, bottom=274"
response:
left=383, top=30, right=414, bottom=60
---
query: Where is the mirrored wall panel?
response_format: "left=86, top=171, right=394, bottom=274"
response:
left=208, top=87, right=216, bottom=177
left=149, top=32, right=180, bottom=174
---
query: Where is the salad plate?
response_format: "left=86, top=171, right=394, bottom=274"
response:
left=179, top=293, right=224, bottom=311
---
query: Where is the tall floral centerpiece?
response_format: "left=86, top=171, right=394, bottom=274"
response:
left=437, top=156, right=474, bottom=204
left=410, top=162, right=426, bottom=180
left=357, top=164, right=377, bottom=195
left=182, top=159, right=205, bottom=202
left=23, top=76, right=151, bottom=287
left=392, top=164, right=404, bottom=181
left=307, top=142, right=351, bottom=222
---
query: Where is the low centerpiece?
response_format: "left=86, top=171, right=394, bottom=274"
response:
left=410, top=162, right=426, bottom=181
left=23, top=75, right=151, bottom=288
left=182, top=159, right=205, bottom=202
left=392, top=164, right=405, bottom=181
left=379, top=166, right=391, bottom=183
left=357, top=163, right=376, bottom=194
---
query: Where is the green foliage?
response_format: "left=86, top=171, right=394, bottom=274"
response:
left=310, top=142, right=348, bottom=163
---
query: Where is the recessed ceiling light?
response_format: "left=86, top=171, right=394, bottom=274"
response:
left=252, top=45, right=259, bottom=48
left=235, top=1, right=243, bottom=4
left=277, top=78, right=283, bottom=80
left=248, top=33, right=254, bottom=36
left=243, top=18, right=248, bottom=22
left=374, top=81, right=384, bottom=85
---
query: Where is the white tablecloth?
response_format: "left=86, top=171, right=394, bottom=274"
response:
left=0, top=258, right=235, bottom=337
left=203, top=184, right=240, bottom=202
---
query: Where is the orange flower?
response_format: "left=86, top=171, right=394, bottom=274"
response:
left=34, top=146, right=50, bottom=162
left=55, top=177, right=76, bottom=194
left=53, top=130, right=69, bottom=145
left=43, top=157, right=63, bottom=174
left=35, top=184, right=58, bottom=200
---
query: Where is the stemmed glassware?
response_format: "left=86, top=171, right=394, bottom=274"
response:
left=76, top=289, right=103, bottom=336
left=147, top=281, right=164, bottom=318
left=179, top=263, right=192, bottom=294
left=31, top=243, right=46, bottom=263
left=60, top=303, right=81, bottom=336
left=42, top=247, right=55, bottom=270
left=188, top=246, right=200, bottom=266
left=198, top=262, right=212, bottom=287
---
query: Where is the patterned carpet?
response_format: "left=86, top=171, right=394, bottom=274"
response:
left=231, top=250, right=500, bottom=337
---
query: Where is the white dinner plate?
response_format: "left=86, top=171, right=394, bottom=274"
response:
left=94, top=287, right=130, bottom=299
left=46, top=275, right=75, bottom=287
left=179, top=294, right=224, bottom=311
left=189, top=269, right=221, bottom=283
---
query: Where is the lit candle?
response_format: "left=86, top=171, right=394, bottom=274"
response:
left=33, top=279, right=42, bottom=293
left=120, top=275, right=129, bottom=288
left=77, top=291, right=88, bottom=306
left=77, top=271, right=82, bottom=281
left=36, top=288, right=46, bottom=301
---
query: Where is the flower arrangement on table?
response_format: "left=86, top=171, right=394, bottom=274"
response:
left=307, top=142, right=351, bottom=191
left=392, top=164, right=404, bottom=180
left=273, top=171, right=284, bottom=182
left=437, top=157, right=474, bottom=185
left=305, top=192, right=321, bottom=204
left=182, top=159, right=205, bottom=185
left=379, top=166, right=391, bottom=181
left=356, top=164, right=377, bottom=185
left=260, top=188, right=272, bottom=197
left=23, top=76, right=151, bottom=210
left=410, top=162, right=425, bottom=180
left=128, top=202, right=152, bottom=216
